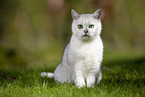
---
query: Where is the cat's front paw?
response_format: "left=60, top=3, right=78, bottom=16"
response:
left=87, top=83, right=95, bottom=88
left=76, top=82, right=85, bottom=88
left=75, top=78, right=85, bottom=88
left=86, top=75, right=96, bottom=88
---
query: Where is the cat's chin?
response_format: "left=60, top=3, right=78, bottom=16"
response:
left=82, top=35, right=92, bottom=40
left=81, top=34, right=98, bottom=41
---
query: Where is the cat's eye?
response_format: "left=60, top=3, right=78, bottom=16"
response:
left=78, top=24, right=83, bottom=29
left=89, top=24, right=94, bottom=28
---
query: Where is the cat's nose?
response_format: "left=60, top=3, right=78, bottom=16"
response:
left=84, top=30, right=88, bottom=33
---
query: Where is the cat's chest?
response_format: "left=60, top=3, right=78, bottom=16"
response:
left=69, top=42, right=98, bottom=63
left=77, top=46, right=96, bottom=58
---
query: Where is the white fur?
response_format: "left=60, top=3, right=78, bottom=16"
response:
left=41, top=9, right=103, bottom=88
left=41, top=72, right=54, bottom=78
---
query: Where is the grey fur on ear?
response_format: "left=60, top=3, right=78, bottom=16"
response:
left=93, top=9, right=101, bottom=19
left=71, top=9, right=80, bottom=20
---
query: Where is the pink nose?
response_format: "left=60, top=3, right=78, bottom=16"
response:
left=84, top=30, right=88, bottom=33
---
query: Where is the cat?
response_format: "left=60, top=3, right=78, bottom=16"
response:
left=41, top=9, right=103, bottom=88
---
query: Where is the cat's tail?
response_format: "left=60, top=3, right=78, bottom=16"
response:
left=41, top=72, right=54, bottom=78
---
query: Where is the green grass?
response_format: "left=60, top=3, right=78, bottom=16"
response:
left=0, top=51, right=145, bottom=97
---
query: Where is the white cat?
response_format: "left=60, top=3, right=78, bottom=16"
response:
left=41, top=9, right=103, bottom=88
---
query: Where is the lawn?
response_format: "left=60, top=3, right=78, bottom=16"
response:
left=0, top=50, right=144, bottom=97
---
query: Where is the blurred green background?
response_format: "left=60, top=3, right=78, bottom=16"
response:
left=0, top=0, right=145, bottom=70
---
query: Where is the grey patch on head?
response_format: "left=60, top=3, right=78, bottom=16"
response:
left=93, top=9, right=101, bottom=19
left=71, top=9, right=80, bottom=20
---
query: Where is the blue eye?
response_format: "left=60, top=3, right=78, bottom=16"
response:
left=78, top=24, right=83, bottom=29
left=89, top=24, right=94, bottom=28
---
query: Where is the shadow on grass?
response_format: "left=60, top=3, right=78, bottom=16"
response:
left=102, top=55, right=145, bottom=74
left=101, top=56, right=145, bottom=90
left=103, top=55, right=145, bottom=66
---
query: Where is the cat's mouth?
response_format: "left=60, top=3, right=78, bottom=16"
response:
left=83, top=33, right=90, bottom=38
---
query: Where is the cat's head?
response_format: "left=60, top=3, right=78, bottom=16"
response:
left=71, top=9, right=102, bottom=41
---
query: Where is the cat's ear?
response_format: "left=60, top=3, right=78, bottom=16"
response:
left=71, top=9, right=80, bottom=20
left=93, top=9, right=101, bottom=19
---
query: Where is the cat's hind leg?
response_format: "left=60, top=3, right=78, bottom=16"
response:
left=54, top=64, right=70, bottom=83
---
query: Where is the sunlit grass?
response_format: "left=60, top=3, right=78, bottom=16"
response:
left=0, top=51, right=144, bottom=97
